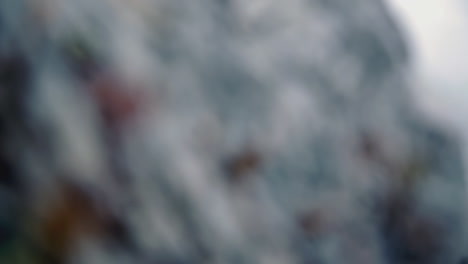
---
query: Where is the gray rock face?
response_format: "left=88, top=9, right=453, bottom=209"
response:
left=0, top=0, right=466, bottom=263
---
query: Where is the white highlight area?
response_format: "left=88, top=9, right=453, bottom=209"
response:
left=385, top=0, right=468, bottom=133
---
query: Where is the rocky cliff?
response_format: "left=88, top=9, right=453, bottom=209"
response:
left=0, top=0, right=466, bottom=263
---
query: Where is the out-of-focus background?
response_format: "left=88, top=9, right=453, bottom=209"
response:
left=1, top=0, right=468, bottom=263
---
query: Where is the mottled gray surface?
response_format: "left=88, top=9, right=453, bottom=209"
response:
left=0, top=0, right=466, bottom=263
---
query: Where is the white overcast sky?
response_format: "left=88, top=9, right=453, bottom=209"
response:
left=385, top=0, right=468, bottom=185
left=385, top=0, right=468, bottom=134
